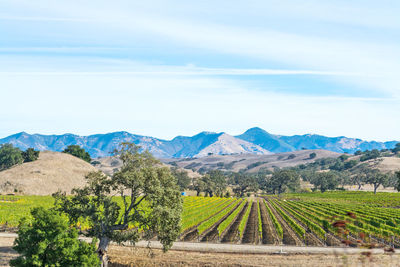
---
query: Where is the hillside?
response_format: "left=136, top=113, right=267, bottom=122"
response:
left=0, top=128, right=397, bottom=158
left=164, top=149, right=342, bottom=173
left=0, top=151, right=97, bottom=195
left=367, top=156, right=400, bottom=173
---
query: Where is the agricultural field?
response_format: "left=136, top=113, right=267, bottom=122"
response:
left=2, top=192, right=400, bottom=249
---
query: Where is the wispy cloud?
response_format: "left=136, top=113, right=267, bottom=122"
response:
left=0, top=68, right=358, bottom=76
left=0, top=15, right=88, bottom=22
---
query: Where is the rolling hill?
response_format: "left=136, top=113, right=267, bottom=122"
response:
left=0, top=151, right=97, bottom=195
left=163, top=149, right=343, bottom=173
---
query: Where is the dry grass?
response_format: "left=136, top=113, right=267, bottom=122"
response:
left=0, top=151, right=97, bottom=195
left=377, top=157, right=400, bottom=173
left=164, top=149, right=342, bottom=173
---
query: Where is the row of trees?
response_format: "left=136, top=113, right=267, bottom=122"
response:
left=173, top=164, right=400, bottom=196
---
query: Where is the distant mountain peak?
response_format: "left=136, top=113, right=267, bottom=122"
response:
left=245, top=127, right=269, bottom=133
left=0, top=129, right=397, bottom=158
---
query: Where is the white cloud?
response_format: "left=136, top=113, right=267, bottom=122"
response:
left=0, top=73, right=398, bottom=141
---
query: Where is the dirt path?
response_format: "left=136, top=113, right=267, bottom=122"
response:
left=0, top=233, right=396, bottom=255
left=242, top=201, right=258, bottom=244
left=221, top=202, right=248, bottom=243
left=265, top=200, right=303, bottom=246
left=259, top=199, right=279, bottom=245
left=108, top=245, right=400, bottom=267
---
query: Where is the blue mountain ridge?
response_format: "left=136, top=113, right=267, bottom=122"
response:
left=0, top=128, right=397, bottom=158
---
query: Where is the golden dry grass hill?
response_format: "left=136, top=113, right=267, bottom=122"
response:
left=0, top=151, right=97, bottom=195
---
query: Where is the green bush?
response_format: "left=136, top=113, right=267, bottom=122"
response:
left=10, top=207, right=99, bottom=267
left=22, top=148, right=40, bottom=162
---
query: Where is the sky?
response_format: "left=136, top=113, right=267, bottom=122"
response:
left=0, top=0, right=399, bottom=141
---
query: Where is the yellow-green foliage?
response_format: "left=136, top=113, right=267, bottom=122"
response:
left=238, top=201, right=252, bottom=239
left=198, top=199, right=241, bottom=235
left=217, top=199, right=246, bottom=236
left=0, top=195, right=54, bottom=226
left=182, top=197, right=235, bottom=231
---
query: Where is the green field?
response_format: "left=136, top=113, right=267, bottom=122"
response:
left=2, top=192, right=400, bottom=247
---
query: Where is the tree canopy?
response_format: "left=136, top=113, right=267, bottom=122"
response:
left=10, top=207, right=99, bottom=267
left=200, top=170, right=227, bottom=197
left=62, top=145, right=91, bottom=163
left=54, top=142, right=182, bottom=267
left=392, top=143, right=400, bottom=154
left=171, top=167, right=191, bottom=191
left=231, top=173, right=258, bottom=197
left=0, top=144, right=24, bottom=171
left=22, top=148, right=40, bottom=162
left=310, top=171, right=339, bottom=193
left=269, top=169, right=300, bottom=195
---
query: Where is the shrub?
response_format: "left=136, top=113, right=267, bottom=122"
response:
left=10, top=207, right=99, bottom=267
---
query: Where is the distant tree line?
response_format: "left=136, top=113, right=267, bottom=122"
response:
left=172, top=148, right=400, bottom=196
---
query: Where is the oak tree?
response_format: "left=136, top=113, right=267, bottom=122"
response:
left=54, top=143, right=182, bottom=267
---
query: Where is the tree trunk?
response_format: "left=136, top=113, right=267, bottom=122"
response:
left=358, top=183, right=362, bottom=190
left=98, top=236, right=110, bottom=267
left=374, top=184, right=379, bottom=194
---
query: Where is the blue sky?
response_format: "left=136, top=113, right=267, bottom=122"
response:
left=0, top=0, right=399, bottom=141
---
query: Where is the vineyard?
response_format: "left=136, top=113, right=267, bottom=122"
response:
left=2, top=192, right=400, bottom=248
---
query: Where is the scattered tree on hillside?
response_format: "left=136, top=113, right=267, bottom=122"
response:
left=344, top=160, right=358, bottom=170
left=360, top=149, right=380, bottom=162
left=392, top=143, right=400, bottom=154
left=54, top=143, right=182, bottom=267
left=62, top=145, right=91, bottom=163
left=311, top=171, right=339, bottom=193
left=309, top=152, right=317, bottom=159
left=10, top=207, right=99, bottom=267
left=269, top=169, right=300, bottom=195
left=171, top=167, right=191, bottom=191
left=22, top=148, right=40, bottom=162
left=0, top=144, right=24, bottom=171
left=354, top=150, right=362, bottom=156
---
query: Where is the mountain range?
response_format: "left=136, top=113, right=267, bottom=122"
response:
left=0, top=127, right=397, bottom=158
